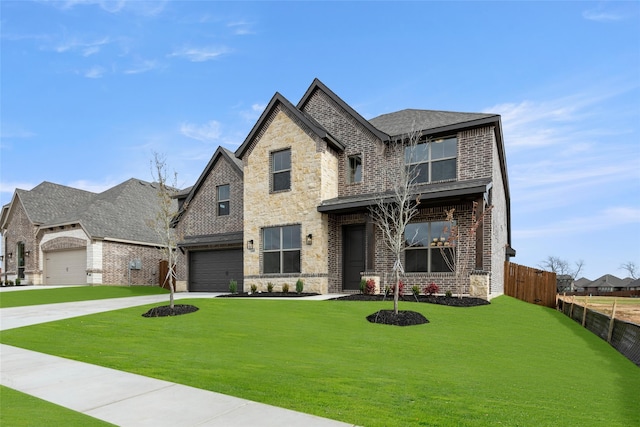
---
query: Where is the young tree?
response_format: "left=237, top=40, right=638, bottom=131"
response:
left=440, top=201, right=493, bottom=298
left=369, top=131, right=422, bottom=314
left=148, top=153, right=179, bottom=309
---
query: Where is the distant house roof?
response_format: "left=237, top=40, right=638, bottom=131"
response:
left=2, top=179, right=172, bottom=246
left=583, top=274, right=629, bottom=290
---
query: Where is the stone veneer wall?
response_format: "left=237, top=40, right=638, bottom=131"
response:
left=1, top=201, right=39, bottom=284
left=242, top=107, right=338, bottom=294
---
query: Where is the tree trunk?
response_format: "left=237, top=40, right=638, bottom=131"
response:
left=394, top=258, right=400, bottom=314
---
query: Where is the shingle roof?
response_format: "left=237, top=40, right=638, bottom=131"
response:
left=11, top=179, right=172, bottom=246
left=318, top=178, right=491, bottom=213
left=369, top=109, right=498, bottom=138
left=16, top=182, right=94, bottom=225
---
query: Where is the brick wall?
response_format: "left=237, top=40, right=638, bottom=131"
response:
left=101, top=240, right=163, bottom=285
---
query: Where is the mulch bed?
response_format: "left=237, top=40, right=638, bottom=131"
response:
left=218, top=292, right=320, bottom=298
left=142, top=304, right=199, bottom=317
left=332, top=293, right=491, bottom=307
left=335, top=294, right=490, bottom=327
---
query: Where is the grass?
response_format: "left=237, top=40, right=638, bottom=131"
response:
left=0, top=285, right=168, bottom=308
left=0, top=385, right=113, bottom=426
left=1, top=296, right=639, bottom=426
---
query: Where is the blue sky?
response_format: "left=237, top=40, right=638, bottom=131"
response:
left=1, top=0, right=639, bottom=280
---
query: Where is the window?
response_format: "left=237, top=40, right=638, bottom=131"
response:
left=405, top=137, right=457, bottom=183
left=217, top=184, right=230, bottom=216
left=272, top=149, right=291, bottom=192
left=348, top=154, right=362, bottom=184
left=263, top=225, right=301, bottom=274
left=404, top=221, right=453, bottom=273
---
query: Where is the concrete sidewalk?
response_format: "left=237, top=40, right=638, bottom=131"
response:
left=0, top=291, right=356, bottom=426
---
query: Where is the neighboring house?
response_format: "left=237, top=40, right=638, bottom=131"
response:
left=573, top=277, right=592, bottom=292
left=582, top=274, right=633, bottom=293
left=175, top=79, right=514, bottom=299
left=0, top=179, right=171, bottom=286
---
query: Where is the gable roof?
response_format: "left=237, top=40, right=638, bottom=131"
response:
left=2, top=179, right=172, bottom=246
left=297, top=78, right=390, bottom=142
left=235, top=91, right=344, bottom=159
left=13, top=182, right=95, bottom=226
left=369, top=109, right=499, bottom=138
left=172, top=146, right=243, bottom=225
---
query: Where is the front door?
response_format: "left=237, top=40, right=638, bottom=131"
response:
left=343, top=225, right=365, bottom=291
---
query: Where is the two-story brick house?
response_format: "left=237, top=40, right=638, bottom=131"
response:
left=175, top=79, right=514, bottom=299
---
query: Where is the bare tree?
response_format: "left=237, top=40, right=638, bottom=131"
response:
left=619, top=261, right=638, bottom=279
left=369, top=131, right=422, bottom=314
left=539, top=256, right=584, bottom=291
left=148, top=153, right=179, bottom=309
left=440, top=201, right=493, bottom=297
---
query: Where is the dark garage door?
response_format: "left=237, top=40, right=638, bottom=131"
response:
left=189, top=249, right=243, bottom=292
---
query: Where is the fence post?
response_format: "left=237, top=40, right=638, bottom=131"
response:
left=582, top=295, right=588, bottom=327
left=607, top=299, right=618, bottom=343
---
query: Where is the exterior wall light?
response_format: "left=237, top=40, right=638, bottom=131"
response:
left=306, top=234, right=313, bottom=245
left=247, top=240, right=254, bottom=250
left=8, top=252, right=12, bottom=259
left=25, top=250, right=31, bottom=257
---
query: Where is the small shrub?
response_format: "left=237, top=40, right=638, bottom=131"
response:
left=384, top=285, right=391, bottom=295
left=365, top=278, right=376, bottom=295
left=411, top=285, right=420, bottom=297
left=229, top=279, right=237, bottom=294
left=445, top=290, right=452, bottom=298
left=398, top=281, right=405, bottom=295
left=250, top=283, right=258, bottom=293
left=6, top=280, right=14, bottom=286
left=424, top=282, right=439, bottom=296
left=359, top=279, right=367, bottom=294
left=282, top=283, right=289, bottom=293
left=267, top=282, right=274, bottom=292
left=296, top=279, right=304, bottom=294
left=15, top=278, right=21, bottom=286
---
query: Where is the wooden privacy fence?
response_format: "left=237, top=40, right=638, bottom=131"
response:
left=158, top=260, right=175, bottom=291
left=504, top=262, right=556, bottom=307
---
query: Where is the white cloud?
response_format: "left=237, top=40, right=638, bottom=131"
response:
left=124, top=59, right=159, bottom=75
left=0, top=181, right=37, bottom=196
left=180, top=121, right=222, bottom=143
left=84, top=65, right=105, bottom=78
left=227, top=21, right=255, bottom=35
left=47, top=0, right=167, bottom=16
left=54, top=36, right=110, bottom=56
left=583, top=7, right=625, bottom=22
left=66, top=179, right=117, bottom=193
left=169, top=46, right=230, bottom=62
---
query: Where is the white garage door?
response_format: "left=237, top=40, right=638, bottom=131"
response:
left=45, top=249, right=87, bottom=285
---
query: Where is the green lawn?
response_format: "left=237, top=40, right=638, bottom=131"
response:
left=0, top=385, right=113, bottom=426
left=1, top=296, right=638, bottom=426
left=0, top=285, right=168, bottom=308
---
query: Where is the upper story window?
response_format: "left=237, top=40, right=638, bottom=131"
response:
left=263, top=225, right=301, bottom=274
left=404, top=221, right=453, bottom=273
left=271, top=149, right=291, bottom=192
left=348, top=154, right=362, bottom=184
left=405, top=137, right=457, bottom=183
left=217, top=184, right=230, bottom=216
